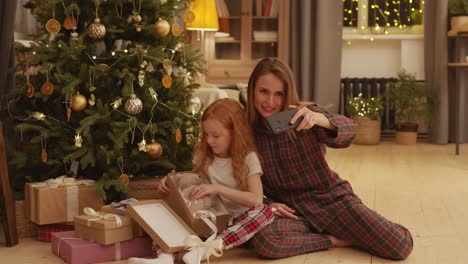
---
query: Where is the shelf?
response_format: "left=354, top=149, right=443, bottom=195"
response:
left=252, top=40, right=278, bottom=43
left=215, top=40, right=241, bottom=43
left=448, top=62, right=468, bottom=67
left=252, top=16, right=278, bottom=19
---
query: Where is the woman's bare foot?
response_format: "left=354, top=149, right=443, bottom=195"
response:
left=327, top=235, right=353, bottom=247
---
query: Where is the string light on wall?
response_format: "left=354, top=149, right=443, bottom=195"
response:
left=343, top=0, right=424, bottom=35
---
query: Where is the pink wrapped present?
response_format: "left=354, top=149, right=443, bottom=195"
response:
left=51, top=231, right=153, bottom=264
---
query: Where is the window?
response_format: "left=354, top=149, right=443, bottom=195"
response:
left=343, top=0, right=424, bottom=33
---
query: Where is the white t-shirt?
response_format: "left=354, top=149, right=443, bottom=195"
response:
left=201, top=152, right=263, bottom=216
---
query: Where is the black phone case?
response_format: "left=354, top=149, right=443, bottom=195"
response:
left=266, top=108, right=304, bottom=134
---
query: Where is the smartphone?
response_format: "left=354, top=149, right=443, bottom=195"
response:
left=266, top=108, right=304, bottom=134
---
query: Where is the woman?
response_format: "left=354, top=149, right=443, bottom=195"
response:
left=246, top=58, right=413, bottom=260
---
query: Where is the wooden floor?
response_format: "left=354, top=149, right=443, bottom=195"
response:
left=2, top=141, right=468, bottom=264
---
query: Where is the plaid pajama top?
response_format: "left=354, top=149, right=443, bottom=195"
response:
left=254, top=105, right=361, bottom=232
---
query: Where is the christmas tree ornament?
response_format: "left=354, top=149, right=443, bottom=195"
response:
left=95, top=63, right=110, bottom=75
left=41, top=136, right=48, bottom=163
left=63, top=16, right=77, bottom=30
left=189, top=96, right=201, bottom=115
left=146, top=140, right=163, bottom=159
left=117, top=157, right=130, bottom=185
left=131, top=0, right=142, bottom=31
left=120, top=174, right=130, bottom=185
left=183, top=10, right=195, bottom=23
left=153, top=18, right=170, bottom=37
left=88, top=18, right=106, bottom=39
left=88, top=94, right=96, bottom=106
left=40, top=81, right=54, bottom=95
left=138, top=139, right=147, bottom=151
left=46, top=19, right=61, bottom=33
left=172, top=23, right=183, bottom=36
left=162, top=59, right=173, bottom=75
left=162, top=75, right=173, bottom=88
left=70, top=32, right=79, bottom=43
left=111, top=98, right=123, bottom=109
left=32, top=112, right=46, bottom=120
left=25, top=83, right=35, bottom=98
left=75, top=133, right=83, bottom=148
left=125, top=94, right=143, bottom=114
left=40, top=65, right=54, bottom=96
left=66, top=107, right=72, bottom=122
left=176, top=128, right=183, bottom=143
left=45, top=1, right=60, bottom=33
left=71, top=92, right=87, bottom=112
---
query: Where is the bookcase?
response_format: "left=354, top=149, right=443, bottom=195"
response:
left=200, top=0, right=290, bottom=84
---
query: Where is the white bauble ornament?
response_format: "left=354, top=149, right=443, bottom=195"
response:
left=125, top=94, right=143, bottom=114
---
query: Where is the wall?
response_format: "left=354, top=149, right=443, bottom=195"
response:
left=341, top=34, right=425, bottom=80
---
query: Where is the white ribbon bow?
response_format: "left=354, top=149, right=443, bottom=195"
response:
left=42, top=175, right=95, bottom=188
left=83, top=207, right=122, bottom=226
left=184, top=234, right=223, bottom=264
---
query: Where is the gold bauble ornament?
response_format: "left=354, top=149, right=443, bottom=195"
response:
left=120, top=174, right=130, bottom=185
left=146, top=141, right=163, bottom=159
left=125, top=94, right=143, bottom=115
left=40, top=81, right=54, bottom=96
left=63, top=16, right=77, bottom=30
left=95, top=64, right=110, bottom=75
left=71, top=92, right=87, bottom=112
left=25, top=83, right=35, bottom=98
left=153, top=18, right=170, bottom=37
left=45, top=19, right=61, bottom=33
left=88, top=18, right=106, bottom=40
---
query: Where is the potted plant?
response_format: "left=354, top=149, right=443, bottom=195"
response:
left=346, top=93, right=384, bottom=145
left=389, top=69, right=438, bottom=145
left=448, top=0, right=468, bottom=35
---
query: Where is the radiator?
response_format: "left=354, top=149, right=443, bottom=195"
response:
left=339, top=78, right=397, bottom=131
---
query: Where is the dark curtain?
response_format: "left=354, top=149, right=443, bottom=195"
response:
left=0, top=1, right=17, bottom=111
left=290, top=0, right=343, bottom=113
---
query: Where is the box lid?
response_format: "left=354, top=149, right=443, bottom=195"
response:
left=127, top=200, right=196, bottom=253
left=74, top=210, right=131, bottom=230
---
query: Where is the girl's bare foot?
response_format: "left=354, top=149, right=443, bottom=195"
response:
left=327, top=235, right=353, bottom=247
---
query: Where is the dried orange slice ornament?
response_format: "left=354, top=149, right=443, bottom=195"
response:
left=120, top=174, right=130, bottom=185
left=162, top=75, right=173, bottom=88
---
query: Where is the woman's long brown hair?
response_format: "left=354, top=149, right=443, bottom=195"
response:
left=193, top=98, right=257, bottom=188
left=246, top=58, right=300, bottom=129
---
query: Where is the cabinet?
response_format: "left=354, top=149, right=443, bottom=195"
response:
left=447, top=32, right=468, bottom=155
left=201, top=0, right=290, bottom=84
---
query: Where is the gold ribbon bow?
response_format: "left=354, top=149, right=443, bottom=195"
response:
left=83, top=207, right=122, bottom=226
left=184, top=234, right=223, bottom=264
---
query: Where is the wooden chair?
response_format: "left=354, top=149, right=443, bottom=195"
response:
left=0, top=121, right=18, bottom=246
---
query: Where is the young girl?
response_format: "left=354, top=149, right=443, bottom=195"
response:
left=129, top=98, right=273, bottom=264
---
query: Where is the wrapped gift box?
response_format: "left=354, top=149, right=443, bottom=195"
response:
left=25, top=177, right=103, bottom=225
left=101, top=202, right=146, bottom=237
left=127, top=177, right=162, bottom=199
left=127, top=200, right=196, bottom=253
left=36, top=223, right=74, bottom=242
left=74, top=209, right=133, bottom=245
left=165, top=172, right=231, bottom=237
left=51, top=231, right=152, bottom=264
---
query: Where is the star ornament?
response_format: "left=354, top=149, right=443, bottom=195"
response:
left=138, top=139, right=147, bottom=152
left=75, top=133, right=83, bottom=148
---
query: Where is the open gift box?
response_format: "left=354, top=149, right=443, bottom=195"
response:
left=164, top=171, right=231, bottom=237
left=74, top=208, right=133, bottom=245
left=127, top=200, right=197, bottom=253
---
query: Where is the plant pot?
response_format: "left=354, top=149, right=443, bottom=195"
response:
left=395, top=123, right=418, bottom=145
left=351, top=116, right=381, bottom=145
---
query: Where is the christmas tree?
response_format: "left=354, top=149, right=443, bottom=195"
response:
left=7, top=0, right=204, bottom=202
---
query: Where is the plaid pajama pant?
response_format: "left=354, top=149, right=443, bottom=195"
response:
left=250, top=202, right=413, bottom=260
left=220, top=203, right=274, bottom=250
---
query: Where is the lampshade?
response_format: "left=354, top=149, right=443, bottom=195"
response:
left=186, top=0, right=219, bottom=31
